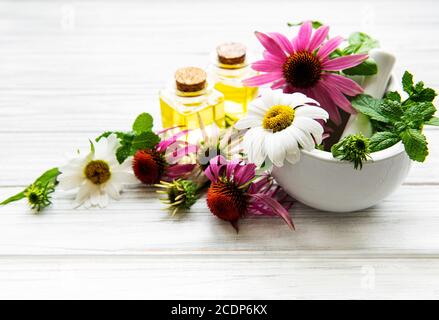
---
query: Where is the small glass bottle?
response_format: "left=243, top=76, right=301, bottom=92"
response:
left=209, top=42, right=258, bottom=124
left=159, top=67, right=225, bottom=132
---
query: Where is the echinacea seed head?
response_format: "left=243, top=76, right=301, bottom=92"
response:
left=84, top=160, right=111, bottom=185
left=262, top=105, right=295, bottom=133
left=283, top=51, right=322, bottom=88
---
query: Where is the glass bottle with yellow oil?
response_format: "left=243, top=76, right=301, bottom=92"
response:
left=208, top=42, right=258, bottom=125
left=159, top=67, right=225, bottom=133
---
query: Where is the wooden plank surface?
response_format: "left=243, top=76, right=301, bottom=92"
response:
left=0, top=0, right=438, bottom=299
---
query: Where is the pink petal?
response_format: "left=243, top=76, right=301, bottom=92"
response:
left=317, top=36, right=343, bottom=60
left=322, top=54, right=368, bottom=71
left=321, top=73, right=363, bottom=96
left=318, top=80, right=355, bottom=114
left=243, top=72, right=284, bottom=87
left=165, top=164, right=196, bottom=180
left=226, top=159, right=240, bottom=180
left=295, top=21, right=312, bottom=51
left=308, top=85, right=342, bottom=125
left=268, top=32, right=294, bottom=54
left=255, top=31, right=287, bottom=59
left=271, top=78, right=286, bottom=89
left=249, top=193, right=294, bottom=229
left=235, top=163, right=256, bottom=186
left=251, top=59, right=282, bottom=72
left=263, top=50, right=285, bottom=64
left=308, top=25, right=330, bottom=52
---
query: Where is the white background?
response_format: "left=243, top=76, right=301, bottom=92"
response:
left=0, top=0, right=438, bottom=299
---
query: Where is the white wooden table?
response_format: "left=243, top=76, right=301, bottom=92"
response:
left=1, top=0, right=438, bottom=299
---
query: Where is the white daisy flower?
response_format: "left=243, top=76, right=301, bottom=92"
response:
left=235, top=89, right=329, bottom=167
left=58, top=134, right=138, bottom=208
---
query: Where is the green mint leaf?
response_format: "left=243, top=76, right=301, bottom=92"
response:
left=411, top=88, right=437, bottom=103
left=351, top=94, right=390, bottom=123
left=116, top=145, right=132, bottom=164
left=369, top=131, right=400, bottom=152
left=402, top=71, right=414, bottom=95
left=385, top=91, right=401, bottom=102
left=95, top=131, right=113, bottom=142
left=400, top=128, right=428, bottom=162
left=132, top=113, right=154, bottom=134
left=96, top=131, right=127, bottom=142
left=343, top=58, right=378, bottom=76
left=379, top=100, right=404, bottom=122
left=0, top=191, right=26, bottom=205
left=131, top=131, right=160, bottom=154
left=405, top=102, right=436, bottom=123
left=426, top=116, right=439, bottom=126
left=346, top=32, right=379, bottom=53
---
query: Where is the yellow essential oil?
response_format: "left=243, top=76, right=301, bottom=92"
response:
left=209, top=42, right=258, bottom=125
left=159, top=67, right=225, bottom=137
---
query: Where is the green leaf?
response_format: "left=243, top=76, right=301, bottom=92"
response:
left=385, top=91, right=401, bottom=102
left=404, top=102, right=436, bottom=124
left=402, top=71, right=414, bottom=95
left=411, top=88, right=437, bottom=103
left=351, top=94, right=389, bottom=123
left=95, top=131, right=127, bottom=142
left=116, top=145, right=132, bottom=164
left=132, top=113, right=154, bottom=134
left=1, top=168, right=60, bottom=206
left=35, top=167, right=61, bottom=186
left=345, top=32, right=379, bottom=53
left=343, top=58, right=378, bottom=76
left=131, top=131, right=160, bottom=153
left=378, top=100, right=404, bottom=123
left=0, top=191, right=26, bottom=205
left=426, top=116, right=439, bottom=126
left=400, top=129, right=428, bottom=162
left=369, top=131, right=400, bottom=152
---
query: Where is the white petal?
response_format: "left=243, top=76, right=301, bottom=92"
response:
left=288, top=126, right=315, bottom=151
left=105, top=182, right=122, bottom=200
left=243, top=127, right=268, bottom=166
left=260, top=89, right=275, bottom=107
left=58, top=173, right=85, bottom=191
left=90, top=187, right=101, bottom=206
left=289, top=92, right=320, bottom=108
left=234, top=116, right=262, bottom=130
left=280, top=128, right=299, bottom=152
left=271, top=89, right=285, bottom=106
left=111, top=171, right=138, bottom=185
left=97, top=192, right=109, bottom=208
left=74, top=181, right=94, bottom=207
left=264, top=133, right=286, bottom=167
left=294, top=117, right=324, bottom=144
left=295, top=106, right=329, bottom=120
left=248, top=99, right=269, bottom=117
left=285, top=150, right=301, bottom=164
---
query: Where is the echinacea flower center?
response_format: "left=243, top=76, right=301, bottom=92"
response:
left=84, top=160, right=111, bottom=185
left=283, top=51, right=322, bottom=88
left=262, top=105, right=295, bottom=132
left=207, top=180, right=248, bottom=222
left=132, top=149, right=167, bottom=185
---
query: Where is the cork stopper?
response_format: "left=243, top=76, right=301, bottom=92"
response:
left=216, top=42, right=246, bottom=65
left=175, top=67, right=207, bottom=92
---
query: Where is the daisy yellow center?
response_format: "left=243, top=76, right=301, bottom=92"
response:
left=262, top=105, right=295, bottom=133
left=283, top=51, right=322, bottom=88
left=84, top=160, right=111, bottom=185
